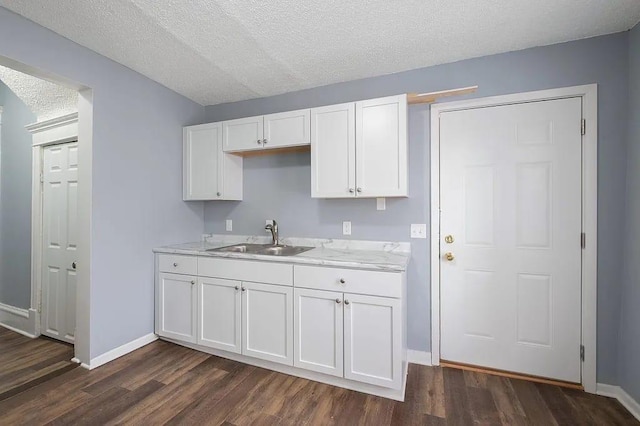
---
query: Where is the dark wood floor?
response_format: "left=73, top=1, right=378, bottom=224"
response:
left=0, top=327, right=77, bottom=402
left=0, top=327, right=636, bottom=425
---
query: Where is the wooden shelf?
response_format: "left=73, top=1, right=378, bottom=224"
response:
left=408, top=85, right=478, bottom=105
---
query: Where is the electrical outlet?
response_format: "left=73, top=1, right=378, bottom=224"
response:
left=411, top=224, right=427, bottom=239
left=343, top=221, right=352, bottom=236
left=225, top=219, right=232, bottom=232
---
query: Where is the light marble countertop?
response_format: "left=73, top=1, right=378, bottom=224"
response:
left=153, top=234, right=411, bottom=272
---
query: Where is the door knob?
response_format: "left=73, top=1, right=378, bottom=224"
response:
left=335, top=298, right=342, bottom=304
left=344, top=300, right=350, bottom=305
left=356, top=187, right=362, bottom=193
left=72, top=262, right=77, bottom=270
left=262, top=139, right=268, bottom=145
left=444, top=235, right=454, bottom=244
left=257, top=139, right=262, bottom=145
left=235, top=286, right=239, bottom=291
left=348, top=188, right=354, bottom=193
left=444, top=252, right=455, bottom=261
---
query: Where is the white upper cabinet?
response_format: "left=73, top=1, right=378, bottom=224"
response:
left=223, top=116, right=264, bottom=152
left=263, top=109, right=311, bottom=149
left=356, top=95, right=408, bottom=197
left=311, top=103, right=356, bottom=198
left=223, top=109, right=311, bottom=152
left=311, top=94, right=408, bottom=198
left=183, top=123, right=242, bottom=201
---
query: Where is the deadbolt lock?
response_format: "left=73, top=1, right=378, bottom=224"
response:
left=444, top=235, right=454, bottom=244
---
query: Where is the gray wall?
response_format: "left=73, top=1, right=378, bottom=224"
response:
left=0, top=80, right=36, bottom=309
left=204, top=32, right=630, bottom=384
left=618, top=23, right=640, bottom=402
left=0, top=7, right=206, bottom=358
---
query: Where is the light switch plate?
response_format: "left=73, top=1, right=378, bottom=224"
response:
left=343, top=221, right=352, bottom=236
left=411, top=224, right=427, bottom=239
left=225, top=219, right=232, bottom=232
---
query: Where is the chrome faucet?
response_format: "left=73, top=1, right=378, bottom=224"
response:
left=265, top=220, right=279, bottom=246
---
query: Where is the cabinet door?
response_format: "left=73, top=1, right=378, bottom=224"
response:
left=310, top=103, right=356, bottom=198
left=344, top=293, right=402, bottom=389
left=263, top=109, right=311, bottom=149
left=223, top=116, right=264, bottom=152
left=355, top=95, right=408, bottom=197
left=198, top=278, right=242, bottom=353
left=157, top=272, right=197, bottom=343
left=183, top=123, right=222, bottom=200
left=294, top=288, right=344, bottom=377
left=242, top=282, right=293, bottom=365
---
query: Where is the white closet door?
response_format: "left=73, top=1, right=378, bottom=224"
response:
left=439, top=97, right=583, bottom=383
left=41, top=142, right=78, bottom=343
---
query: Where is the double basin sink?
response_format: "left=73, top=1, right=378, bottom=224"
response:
left=207, top=243, right=314, bottom=257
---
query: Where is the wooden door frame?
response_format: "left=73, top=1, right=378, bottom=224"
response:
left=429, top=84, right=598, bottom=393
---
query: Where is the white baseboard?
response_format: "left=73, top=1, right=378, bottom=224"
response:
left=0, top=303, right=37, bottom=338
left=88, top=333, right=158, bottom=370
left=407, top=350, right=433, bottom=366
left=597, top=383, right=640, bottom=421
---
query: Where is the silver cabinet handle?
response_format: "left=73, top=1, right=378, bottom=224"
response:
left=348, top=188, right=354, bottom=193
left=344, top=300, right=350, bottom=305
left=335, top=298, right=341, bottom=304
left=235, top=285, right=239, bottom=290
left=257, top=139, right=262, bottom=145
left=339, top=278, right=346, bottom=284
left=262, top=139, right=267, bottom=145
left=191, top=280, right=195, bottom=285
left=356, top=187, right=362, bottom=193
left=72, top=262, right=77, bottom=270
left=216, top=192, right=221, bottom=196
left=241, top=287, right=246, bottom=292
left=173, top=262, right=178, bottom=267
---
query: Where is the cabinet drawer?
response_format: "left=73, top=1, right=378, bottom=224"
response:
left=199, top=257, right=293, bottom=286
left=158, top=254, right=197, bottom=275
left=294, top=265, right=401, bottom=298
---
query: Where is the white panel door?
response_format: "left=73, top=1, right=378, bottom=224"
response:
left=344, top=293, right=402, bottom=389
left=310, top=103, right=356, bottom=198
left=440, top=97, right=583, bottom=383
left=42, top=142, right=78, bottom=343
left=355, top=95, right=407, bottom=197
left=158, top=272, right=197, bottom=343
left=198, top=277, right=242, bottom=353
left=223, top=116, right=264, bottom=152
left=242, top=282, right=293, bottom=366
left=263, top=109, right=311, bottom=149
left=183, top=123, right=223, bottom=200
left=294, top=288, right=344, bottom=377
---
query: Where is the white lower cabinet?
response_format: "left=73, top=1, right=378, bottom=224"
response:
left=198, top=277, right=242, bottom=353
left=344, top=293, right=402, bottom=390
left=157, top=272, right=197, bottom=343
left=156, top=255, right=406, bottom=399
left=242, top=282, right=294, bottom=366
left=293, top=288, right=402, bottom=389
left=294, top=288, right=344, bottom=377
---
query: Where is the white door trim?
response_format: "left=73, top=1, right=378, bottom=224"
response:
left=429, top=84, right=598, bottom=393
left=27, top=114, right=78, bottom=339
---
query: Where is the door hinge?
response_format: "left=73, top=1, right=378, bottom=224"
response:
left=581, top=232, right=586, bottom=249
left=580, top=345, right=585, bottom=362
left=581, top=119, right=586, bottom=136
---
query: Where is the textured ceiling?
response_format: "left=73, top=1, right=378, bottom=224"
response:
left=0, top=65, right=77, bottom=121
left=1, top=0, right=639, bottom=106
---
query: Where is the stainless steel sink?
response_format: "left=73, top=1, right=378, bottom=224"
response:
left=256, top=245, right=313, bottom=256
left=206, top=243, right=270, bottom=253
left=206, top=243, right=313, bottom=256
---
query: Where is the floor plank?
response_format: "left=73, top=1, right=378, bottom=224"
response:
left=0, top=327, right=637, bottom=426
